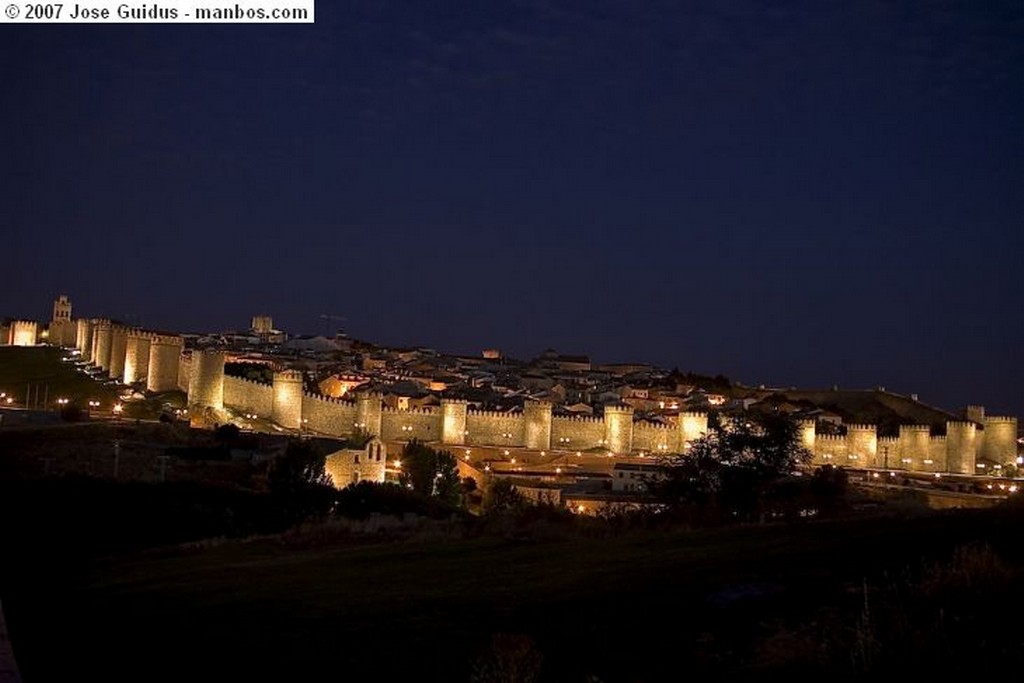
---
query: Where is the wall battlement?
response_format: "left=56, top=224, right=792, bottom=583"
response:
left=635, top=421, right=673, bottom=431
left=468, top=408, right=522, bottom=419
left=228, top=376, right=272, bottom=389
left=301, top=391, right=351, bottom=405
left=150, top=333, right=183, bottom=346
left=552, top=415, right=604, bottom=425
left=604, top=405, right=635, bottom=415
left=899, top=425, right=931, bottom=433
left=381, top=405, right=439, bottom=415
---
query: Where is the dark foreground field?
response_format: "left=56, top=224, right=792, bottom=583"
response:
left=3, top=499, right=1024, bottom=683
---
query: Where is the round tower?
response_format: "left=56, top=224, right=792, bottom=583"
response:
left=981, top=416, right=1018, bottom=465
left=678, top=411, right=709, bottom=450
left=522, top=400, right=553, bottom=450
left=8, top=320, right=38, bottom=347
left=188, top=349, right=225, bottom=410
left=354, top=392, right=383, bottom=438
left=441, top=399, right=469, bottom=445
left=898, top=425, right=931, bottom=469
left=93, top=320, right=112, bottom=370
left=146, top=334, right=183, bottom=393
left=123, top=332, right=152, bottom=386
left=846, top=424, right=878, bottom=467
left=76, top=319, right=94, bottom=360
left=945, top=421, right=977, bottom=474
left=107, top=326, right=128, bottom=380
left=798, top=419, right=816, bottom=453
left=272, top=369, right=304, bottom=430
left=603, top=405, right=635, bottom=455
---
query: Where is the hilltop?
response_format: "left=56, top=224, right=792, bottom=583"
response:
left=745, top=388, right=962, bottom=436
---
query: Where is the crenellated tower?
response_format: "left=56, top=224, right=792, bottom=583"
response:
left=355, top=392, right=383, bottom=438
left=92, top=320, right=112, bottom=370
left=604, top=404, right=634, bottom=454
left=123, top=331, right=151, bottom=385
left=522, top=400, right=553, bottom=450
left=678, top=411, right=709, bottom=450
left=441, top=399, right=469, bottom=445
left=146, top=334, right=183, bottom=393
left=798, top=419, right=816, bottom=454
left=76, top=319, right=94, bottom=361
left=7, top=320, right=38, bottom=347
left=188, top=348, right=225, bottom=410
left=981, top=416, right=1018, bottom=465
left=898, top=425, right=931, bottom=468
left=107, top=325, right=128, bottom=380
left=272, top=369, right=304, bottom=430
left=846, top=424, right=878, bottom=467
left=945, top=421, right=977, bottom=474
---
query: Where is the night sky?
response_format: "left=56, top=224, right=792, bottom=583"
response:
left=2, top=2, right=1021, bottom=419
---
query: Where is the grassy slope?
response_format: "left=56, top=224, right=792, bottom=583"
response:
left=0, top=346, right=119, bottom=407
left=5, top=505, right=1023, bottom=683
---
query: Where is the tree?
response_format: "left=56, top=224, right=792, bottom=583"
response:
left=398, top=439, right=462, bottom=507
left=267, top=438, right=335, bottom=525
left=482, top=478, right=526, bottom=514
left=651, top=412, right=812, bottom=524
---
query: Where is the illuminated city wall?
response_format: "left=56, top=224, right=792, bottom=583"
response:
left=632, top=421, right=680, bottom=455
left=37, top=297, right=1010, bottom=475
left=223, top=376, right=273, bottom=417
left=380, top=406, right=441, bottom=443
left=301, top=393, right=355, bottom=437
left=466, top=410, right=524, bottom=447
left=550, top=415, right=605, bottom=452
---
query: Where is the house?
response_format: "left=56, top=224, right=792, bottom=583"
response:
left=325, top=437, right=388, bottom=488
left=611, top=462, right=663, bottom=493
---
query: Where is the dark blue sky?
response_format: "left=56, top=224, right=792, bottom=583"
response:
left=2, top=1, right=1021, bottom=419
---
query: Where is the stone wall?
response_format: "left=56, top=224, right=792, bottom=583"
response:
left=223, top=376, right=274, bottom=417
